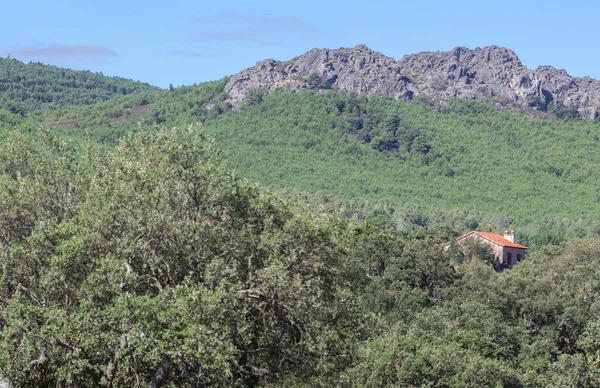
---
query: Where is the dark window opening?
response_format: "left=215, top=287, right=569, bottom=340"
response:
left=517, top=254, right=522, bottom=262
left=507, top=252, right=512, bottom=266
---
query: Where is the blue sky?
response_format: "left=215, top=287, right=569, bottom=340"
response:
left=1, top=0, right=597, bottom=88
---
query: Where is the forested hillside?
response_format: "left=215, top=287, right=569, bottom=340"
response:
left=1, top=125, right=600, bottom=386
left=196, top=90, right=600, bottom=240
left=2, top=68, right=600, bottom=248
left=0, top=58, right=158, bottom=114
left=34, top=78, right=231, bottom=134
left=3, top=54, right=600, bottom=385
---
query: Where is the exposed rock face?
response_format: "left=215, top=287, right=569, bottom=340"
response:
left=224, top=44, right=600, bottom=120
left=398, top=46, right=540, bottom=103
left=225, top=45, right=411, bottom=105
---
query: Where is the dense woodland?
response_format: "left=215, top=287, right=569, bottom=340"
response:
left=0, top=58, right=156, bottom=114
left=1, top=59, right=600, bottom=386
left=199, top=89, right=600, bottom=249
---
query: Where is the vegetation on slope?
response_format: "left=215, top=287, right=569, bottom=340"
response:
left=0, top=126, right=362, bottom=386
left=36, top=78, right=231, bottom=134
left=4, top=50, right=600, bottom=387
left=0, top=58, right=158, bottom=115
left=1, top=126, right=600, bottom=386
left=198, top=90, right=600, bottom=232
left=346, top=237, right=600, bottom=387
left=4, top=69, right=600, bottom=248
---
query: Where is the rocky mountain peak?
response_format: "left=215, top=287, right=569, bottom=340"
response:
left=353, top=44, right=371, bottom=51
left=482, top=45, right=521, bottom=66
left=224, top=45, right=600, bottom=120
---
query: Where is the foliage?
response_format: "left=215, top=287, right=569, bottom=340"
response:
left=550, top=102, right=580, bottom=121
left=306, top=73, right=331, bottom=90
left=0, top=58, right=157, bottom=114
left=0, top=126, right=362, bottom=386
left=244, top=88, right=267, bottom=108
left=0, top=119, right=599, bottom=385
left=34, top=78, right=230, bottom=134
left=9, top=60, right=600, bottom=241
left=345, top=240, right=600, bottom=386
left=448, top=237, right=497, bottom=268
left=197, top=90, right=600, bottom=231
left=5, top=56, right=600, bottom=386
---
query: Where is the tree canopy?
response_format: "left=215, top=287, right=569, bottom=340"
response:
left=0, top=122, right=600, bottom=386
left=0, top=125, right=361, bottom=386
left=2, top=63, right=600, bottom=385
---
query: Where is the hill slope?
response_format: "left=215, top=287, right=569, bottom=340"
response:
left=203, top=90, right=600, bottom=226
left=0, top=58, right=158, bottom=113
left=4, top=48, right=600, bottom=238
left=4, top=48, right=600, bottom=387
left=3, top=124, right=600, bottom=386
left=224, top=44, right=600, bottom=120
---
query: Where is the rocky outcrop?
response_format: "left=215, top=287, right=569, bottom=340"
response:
left=398, top=46, right=540, bottom=102
left=225, top=45, right=411, bottom=105
left=224, top=44, right=600, bottom=120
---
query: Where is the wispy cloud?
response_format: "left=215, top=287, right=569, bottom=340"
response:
left=198, top=12, right=322, bottom=44
left=7, top=44, right=117, bottom=60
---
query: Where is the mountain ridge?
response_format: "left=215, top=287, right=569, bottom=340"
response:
left=224, top=44, right=600, bottom=120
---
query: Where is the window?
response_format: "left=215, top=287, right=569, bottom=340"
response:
left=517, top=254, right=522, bottom=262
left=507, top=252, right=512, bottom=265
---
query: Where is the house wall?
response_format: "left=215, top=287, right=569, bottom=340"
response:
left=457, top=234, right=526, bottom=268
left=459, top=234, right=503, bottom=260
left=502, top=246, right=526, bottom=268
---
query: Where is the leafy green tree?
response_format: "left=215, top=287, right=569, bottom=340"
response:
left=245, top=88, right=266, bottom=107
left=306, top=73, right=330, bottom=90
left=551, top=102, right=580, bottom=121
left=0, top=125, right=362, bottom=386
left=447, top=237, right=497, bottom=269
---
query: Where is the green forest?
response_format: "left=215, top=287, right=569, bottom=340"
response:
left=0, top=58, right=157, bottom=113
left=1, top=59, right=600, bottom=386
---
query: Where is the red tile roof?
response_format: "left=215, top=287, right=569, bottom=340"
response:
left=456, top=231, right=528, bottom=249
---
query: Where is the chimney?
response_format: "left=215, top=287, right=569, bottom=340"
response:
left=504, top=230, right=515, bottom=243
